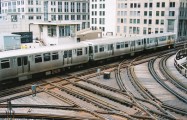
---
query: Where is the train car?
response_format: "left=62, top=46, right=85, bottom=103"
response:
left=84, top=36, right=144, bottom=61
left=0, top=42, right=89, bottom=82
left=144, top=32, right=176, bottom=50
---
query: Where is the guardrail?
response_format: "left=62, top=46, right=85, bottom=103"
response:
left=174, top=48, right=187, bottom=77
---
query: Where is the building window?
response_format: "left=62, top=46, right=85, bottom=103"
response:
left=155, top=19, right=159, bottom=24
left=28, top=16, right=34, bottom=20
left=149, top=3, right=152, bottom=8
left=77, top=15, right=81, bottom=20
left=36, top=16, right=41, bottom=20
left=77, top=3, right=81, bottom=12
left=117, top=26, right=120, bottom=33
left=58, top=2, right=62, bottom=12
left=144, top=11, right=147, bottom=16
left=71, top=15, right=75, bottom=20
left=144, top=19, right=147, bottom=24
left=170, top=2, right=175, bottom=7
left=169, top=11, right=175, bottom=16
left=11, top=15, right=17, bottom=22
left=156, top=2, right=160, bottom=7
left=65, top=15, right=69, bottom=20
left=162, top=2, right=165, bottom=7
left=161, top=20, right=164, bottom=25
left=156, top=11, right=159, bottom=16
left=155, top=28, right=159, bottom=34
left=28, top=0, right=33, bottom=5
left=144, top=3, right=148, bottom=8
left=48, top=26, right=56, bottom=37
left=161, top=11, right=165, bottom=16
left=149, top=19, right=152, bottom=24
left=149, top=11, right=152, bottom=16
left=51, top=15, right=56, bottom=21
left=64, top=2, right=69, bottom=12
left=71, top=2, right=75, bottom=12
left=143, top=27, right=147, bottom=34
left=58, top=15, right=63, bottom=20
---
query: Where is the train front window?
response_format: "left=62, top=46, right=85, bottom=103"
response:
left=1, top=59, right=10, bottom=69
left=44, top=53, right=51, bottom=62
left=23, top=57, right=28, bottom=65
left=125, top=42, right=129, bottom=48
left=35, top=55, right=42, bottom=63
left=52, top=52, right=59, bottom=60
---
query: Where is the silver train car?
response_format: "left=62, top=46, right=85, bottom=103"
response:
left=0, top=43, right=89, bottom=81
left=85, top=32, right=176, bottom=61
left=0, top=32, right=176, bottom=82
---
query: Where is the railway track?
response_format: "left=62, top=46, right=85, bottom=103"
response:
left=159, top=54, right=187, bottom=92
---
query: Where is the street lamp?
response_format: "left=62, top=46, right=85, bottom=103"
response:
left=29, top=23, right=33, bottom=32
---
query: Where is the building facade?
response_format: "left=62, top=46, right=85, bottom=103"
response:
left=90, top=0, right=187, bottom=40
left=0, top=0, right=90, bottom=45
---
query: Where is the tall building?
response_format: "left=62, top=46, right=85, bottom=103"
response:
left=0, top=0, right=90, bottom=45
left=90, top=0, right=187, bottom=40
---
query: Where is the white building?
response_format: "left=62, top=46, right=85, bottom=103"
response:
left=0, top=0, right=90, bottom=45
left=90, top=0, right=187, bottom=40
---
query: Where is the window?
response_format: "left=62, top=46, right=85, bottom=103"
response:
left=170, top=2, right=175, bottom=7
left=48, top=26, right=56, bottom=37
left=161, top=11, right=165, bottom=16
left=121, top=42, right=125, bottom=48
left=28, top=16, right=34, bottom=20
left=77, top=49, right=82, bottom=56
left=149, top=11, right=152, bottom=16
left=149, top=3, right=152, bottom=8
left=125, top=42, right=128, bottom=47
left=155, top=20, right=159, bottom=24
left=1, top=60, right=10, bottom=69
left=161, top=20, right=164, bottom=25
left=99, top=45, right=104, bottom=52
left=52, top=52, right=59, bottom=60
left=144, top=3, right=148, bottom=8
left=156, top=2, right=160, bottom=7
left=144, top=11, right=147, bottom=16
left=169, top=11, right=175, bottom=16
left=156, top=11, right=159, bottom=16
left=149, top=19, right=152, bottom=24
left=35, top=55, right=42, bottom=63
left=94, top=46, right=98, bottom=53
left=43, top=53, right=51, bottom=62
left=144, top=19, right=147, bottom=24
left=11, top=15, right=17, bottom=22
left=85, top=48, right=88, bottom=54
left=162, top=2, right=165, bottom=7
left=116, top=43, right=121, bottom=49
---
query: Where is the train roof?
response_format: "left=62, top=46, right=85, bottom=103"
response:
left=83, top=32, right=176, bottom=45
left=0, top=42, right=88, bottom=59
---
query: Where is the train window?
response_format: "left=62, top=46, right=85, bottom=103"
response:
left=137, top=40, right=141, bottom=45
left=99, top=45, right=104, bottom=52
left=52, top=52, right=59, bottom=60
left=17, top=58, right=21, bottom=66
left=94, top=46, right=98, bottom=53
left=35, top=55, right=42, bottom=63
left=1, top=59, right=10, bottom=69
left=23, top=57, right=28, bottom=65
left=125, top=42, right=129, bottom=47
left=159, top=36, right=166, bottom=41
left=121, top=42, right=125, bottom=48
left=44, top=53, right=51, bottom=62
left=147, top=38, right=149, bottom=44
left=85, top=47, right=88, bottom=54
left=116, top=43, right=121, bottom=49
left=108, top=44, right=113, bottom=51
left=64, top=51, right=68, bottom=58
left=69, top=50, right=72, bottom=57
left=77, top=49, right=82, bottom=56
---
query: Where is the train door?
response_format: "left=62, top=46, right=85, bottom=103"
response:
left=130, top=41, right=135, bottom=52
left=108, top=44, right=114, bottom=56
left=17, top=56, right=29, bottom=74
left=144, top=38, right=147, bottom=49
left=63, top=50, right=72, bottom=65
left=155, top=37, right=158, bottom=46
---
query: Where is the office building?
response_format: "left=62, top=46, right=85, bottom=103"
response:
left=90, top=0, right=187, bottom=40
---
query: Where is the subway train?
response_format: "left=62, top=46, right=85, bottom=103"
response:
left=0, top=33, right=176, bottom=82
